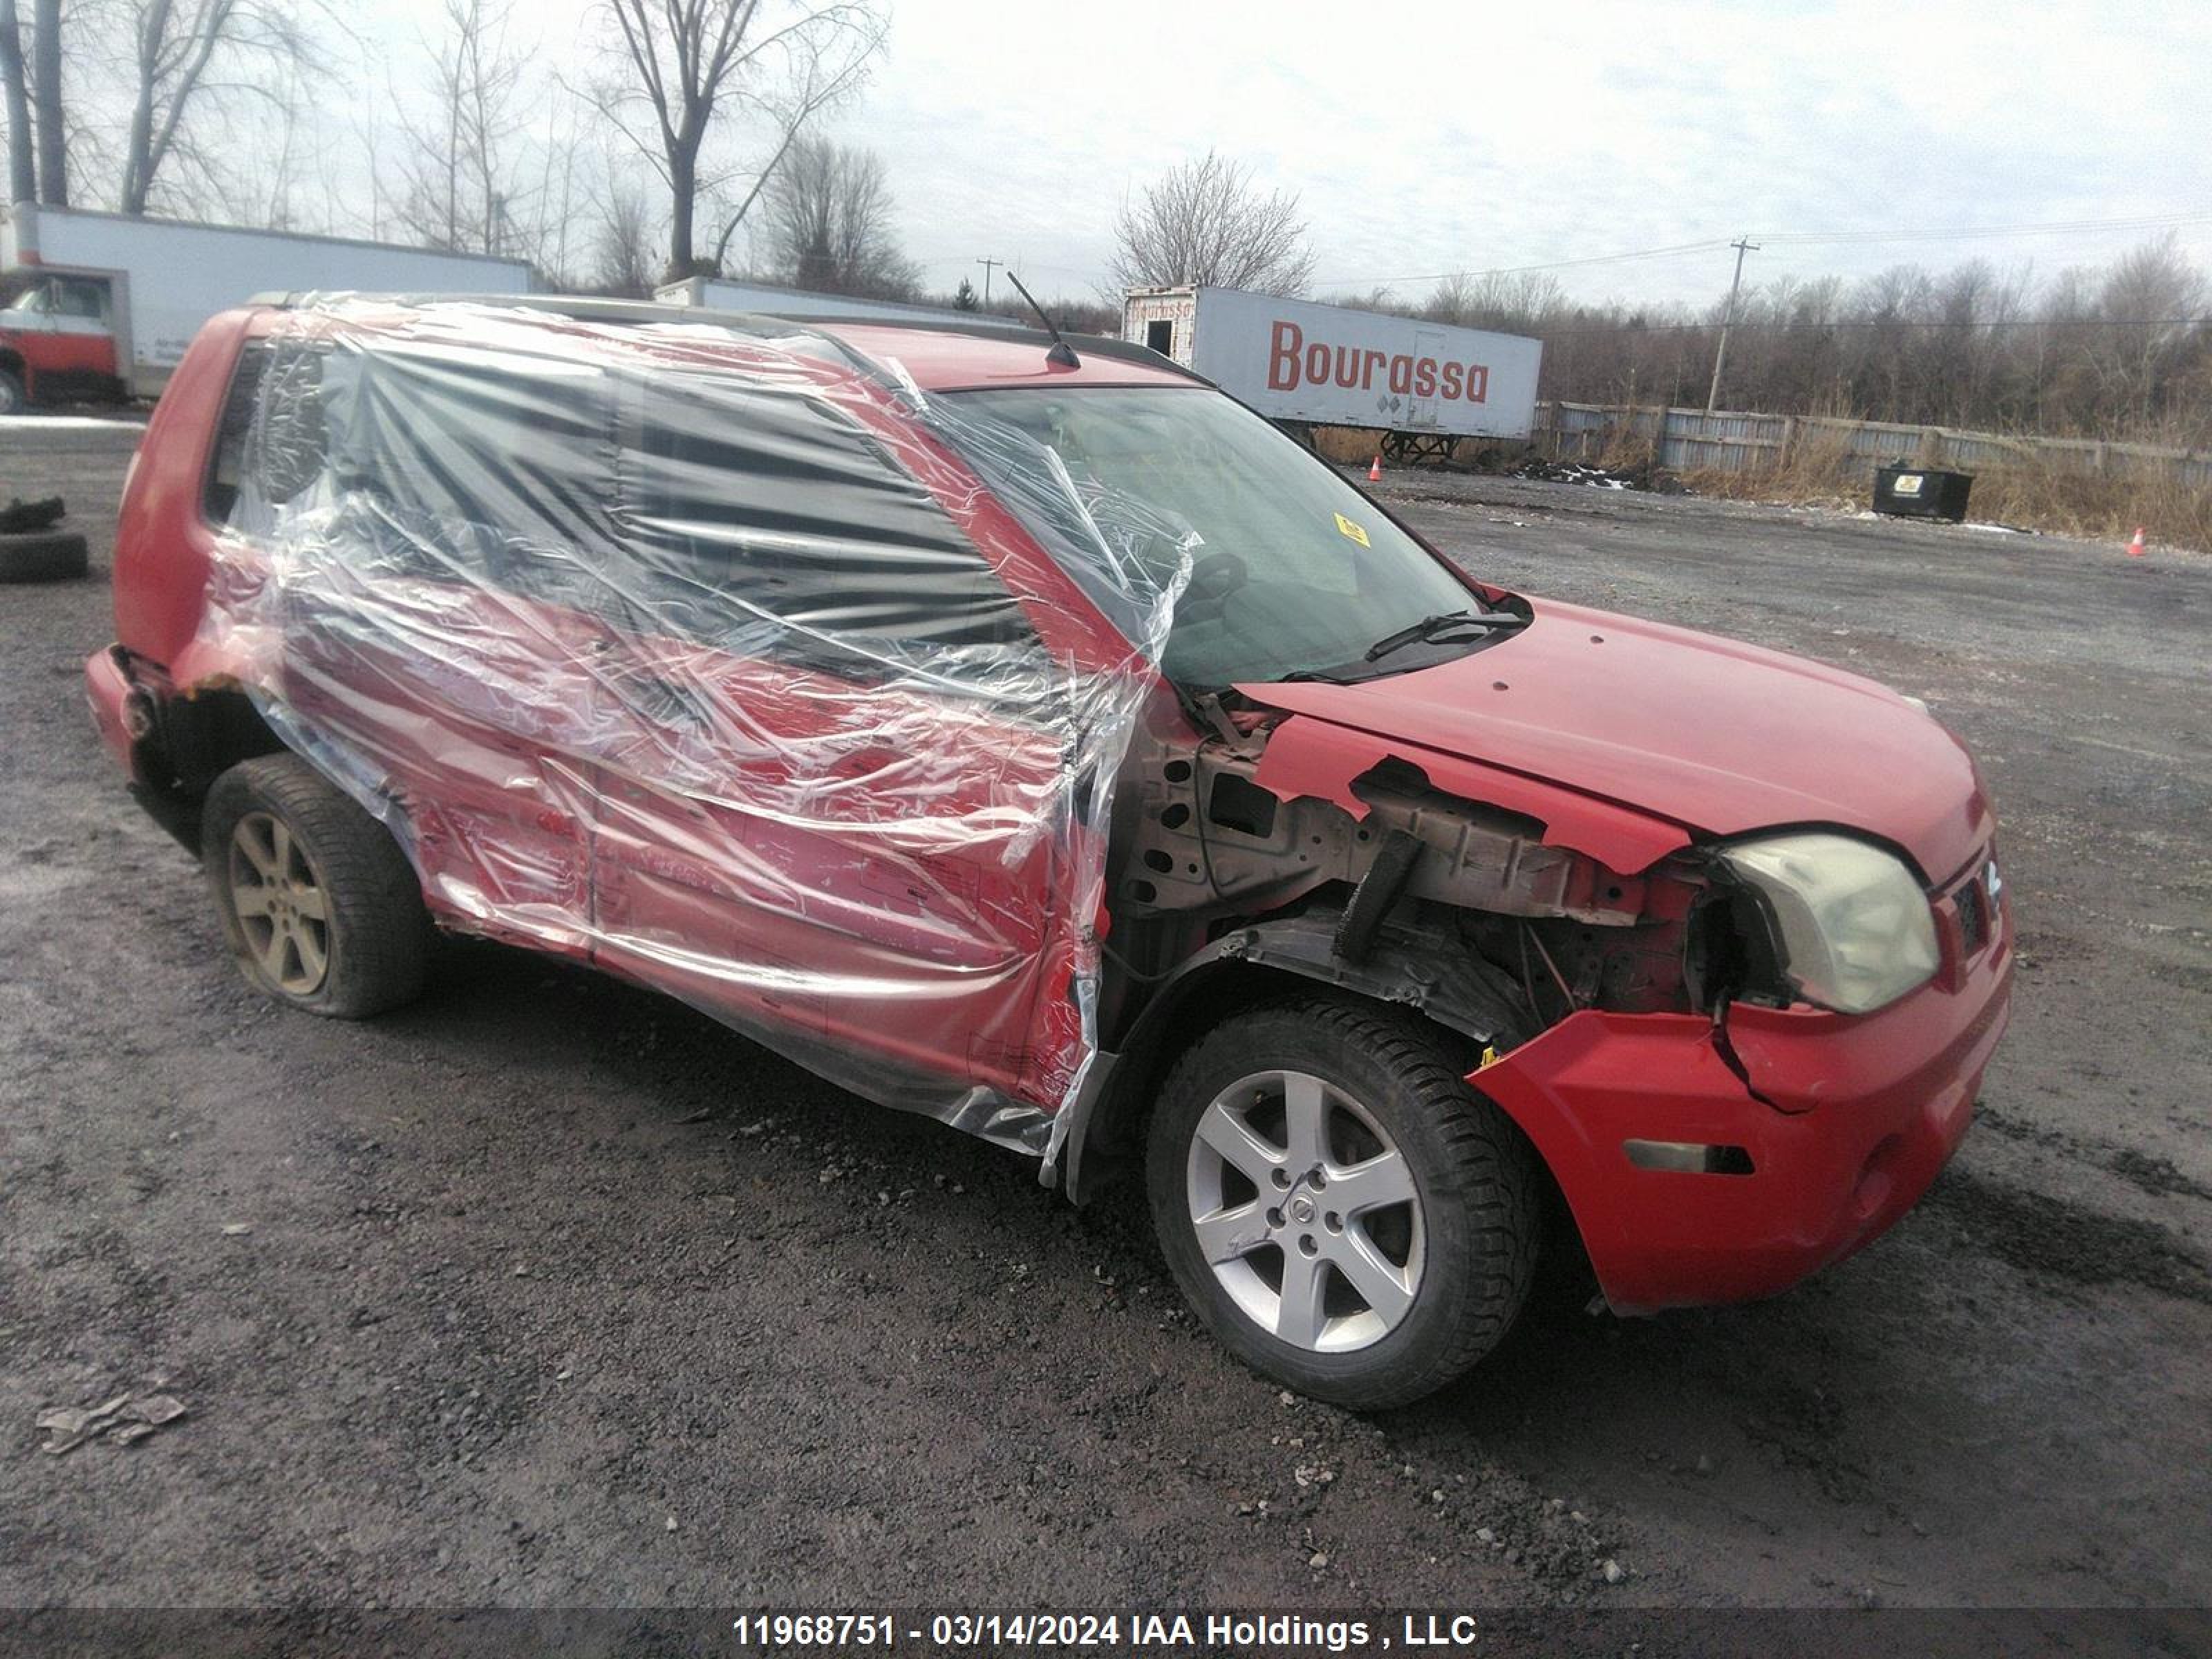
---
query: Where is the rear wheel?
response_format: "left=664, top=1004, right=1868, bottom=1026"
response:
left=0, top=367, right=23, bottom=415
left=201, top=753, right=431, bottom=1018
left=1147, top=997, right=1539, bottom=1409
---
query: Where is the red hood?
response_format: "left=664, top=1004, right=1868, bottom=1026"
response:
left=1239, top=597, right=1993, bottom=884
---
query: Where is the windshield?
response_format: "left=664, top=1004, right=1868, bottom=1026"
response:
left=940, top=386, right=1483, bottom=686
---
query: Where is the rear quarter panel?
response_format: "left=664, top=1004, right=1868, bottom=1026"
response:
left=111, top=308, right=257, bottom=675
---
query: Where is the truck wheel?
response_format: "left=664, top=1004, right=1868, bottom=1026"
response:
left=201, top=754, right=431, bottom=1018
left=0, top=529, right=90, bottom=583
left=0, top=368, right=22, bottom=415
left=1146, top=997, right=1539, bottom=1409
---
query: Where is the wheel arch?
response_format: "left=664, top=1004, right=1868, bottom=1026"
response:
left=1053, top=910, right=1541, bottom=1207
left=200, top=747, right=434, bottom=1018
left=130, top=679, right=290, bottom=850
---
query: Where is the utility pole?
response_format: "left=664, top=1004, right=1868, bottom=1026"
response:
left=976, top=256, right=1003, bottom=308
left=1705, top=237, right=1759, bottom=413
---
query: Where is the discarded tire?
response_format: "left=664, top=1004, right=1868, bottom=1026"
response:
left=0, top=529, right=90, bottom=583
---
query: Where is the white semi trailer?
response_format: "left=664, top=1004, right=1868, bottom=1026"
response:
left=0, top=203, right=533, bottom=410
left=1123, top=285, right=1543, bottom=459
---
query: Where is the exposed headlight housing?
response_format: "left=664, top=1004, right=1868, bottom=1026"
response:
left=1718, top=832, right=1939, bottom=1015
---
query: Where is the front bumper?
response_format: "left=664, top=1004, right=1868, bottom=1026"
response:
left=1475, top=879, right=2013, bottom=1314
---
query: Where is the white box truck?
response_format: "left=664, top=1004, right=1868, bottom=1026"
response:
left=0, top=203, right=534, bottom=411
left=1123, top=285, right=1543, bottom=459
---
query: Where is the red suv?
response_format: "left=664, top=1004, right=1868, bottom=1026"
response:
left=86, top=297, right=2012, bottom=1407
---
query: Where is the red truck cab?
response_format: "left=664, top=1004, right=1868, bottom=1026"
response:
left=0, top=273, right=122, bottom=411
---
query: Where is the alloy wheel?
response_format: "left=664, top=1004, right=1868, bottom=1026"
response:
left=1183, top=1068, right=1425, bottom=1353
left=227, top=810, right=332, bottom=996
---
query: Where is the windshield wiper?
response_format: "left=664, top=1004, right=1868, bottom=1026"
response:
left=1362, top=606, right=1528, bottom=664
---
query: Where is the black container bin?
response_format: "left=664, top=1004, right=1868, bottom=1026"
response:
left=1873, top=465, right=1974, bottom=522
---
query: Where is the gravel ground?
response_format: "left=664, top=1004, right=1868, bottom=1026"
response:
left=3, top=426, right=2208, bottom=1620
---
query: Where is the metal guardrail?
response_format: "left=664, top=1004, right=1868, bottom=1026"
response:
left=1535, top=402, right=2212, bottom=489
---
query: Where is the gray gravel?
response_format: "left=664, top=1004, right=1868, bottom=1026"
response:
left=3, top=427, right=2208, bottom=1611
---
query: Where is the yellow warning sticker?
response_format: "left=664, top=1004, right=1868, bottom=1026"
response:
left=1333, top=512, right=1371, bottom=547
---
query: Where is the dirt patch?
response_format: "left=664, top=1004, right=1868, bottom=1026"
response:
left=1924, top=1169, right=2212, bottom=1305
left=2106, top=1148, right=2212, bottom=1204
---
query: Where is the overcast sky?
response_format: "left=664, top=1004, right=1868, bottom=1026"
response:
left=377, top=0, right=2210, bottom=310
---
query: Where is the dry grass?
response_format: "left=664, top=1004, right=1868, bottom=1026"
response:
left=1687, top=442, right=2212, bottom=552
left=1313, top=424, right=1544, bottom=471
left=1960, top=463, right=2212, bottom=552
left=1313, top=426, right=1383, bottom=465
left=1318, top=414, right=2211, bottom=552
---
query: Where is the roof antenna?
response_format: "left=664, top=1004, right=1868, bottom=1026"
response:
left=1004, top=269, right=1080, bottom=369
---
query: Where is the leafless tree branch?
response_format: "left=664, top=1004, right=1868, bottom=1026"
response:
left=1109, top=149, right=1315, bottom=299
left=584, top=0, right=884, bottom=281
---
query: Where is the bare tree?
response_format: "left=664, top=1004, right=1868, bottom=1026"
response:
left=1425, top=270, right=1565, bottom=334
left=586, top=0, right=885, bottom=282
left=1109, top=150, right=1314, bottom=297
left=760, top=134, right=914, bottom=297
left=212, top=46, right=315, bottom=227
left=103, top=0, right=317, bottom=215
left=2090, top=233, right=2206, bottom=427
left=1403, top=237, right=2211, bottom=442
left=524, top=101, right=589, bottom=286
left=590, top=176, right=657, bottom=296
left=1, top=0, right=35, bottom=205
left=31, top=0, right=64, bottom=201
left=393, top=0, right=528, bottom=255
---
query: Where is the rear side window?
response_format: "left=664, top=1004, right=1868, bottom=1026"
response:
left=617, top=372, right=1040, bottom=663
left=313, top=350, right=620, bottom=599
left=203, top=343, right=272, bottom=525
left=274, top=344, right=1041, bottom=675
left=205, top=340, right=329, bottom=526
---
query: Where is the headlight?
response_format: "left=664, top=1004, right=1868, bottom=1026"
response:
left=1720, top=832, right=1938, bottom=1014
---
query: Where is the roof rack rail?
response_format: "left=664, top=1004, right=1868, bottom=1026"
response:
left=239, top=291, right=1213, bottom=386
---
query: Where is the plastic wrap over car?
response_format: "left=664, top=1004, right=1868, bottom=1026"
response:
left=196, top=298, right=1190, bottom=1149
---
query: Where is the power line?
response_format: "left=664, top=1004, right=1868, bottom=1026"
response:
left=1313, top=209, right=2212, bottom=294
left=1707, top=238, right=1760, bottom=412
left=1315, top=238, right=1730, bottom=292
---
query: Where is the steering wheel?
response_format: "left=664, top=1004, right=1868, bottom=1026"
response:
left=1179, top=550, right=1249, bottom=621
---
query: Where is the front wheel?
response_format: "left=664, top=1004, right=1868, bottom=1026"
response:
left=1146, top=997, right=1539, bottom=1409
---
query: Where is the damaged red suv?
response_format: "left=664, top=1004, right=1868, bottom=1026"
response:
left=88, top=297, right=2012, bottom=1407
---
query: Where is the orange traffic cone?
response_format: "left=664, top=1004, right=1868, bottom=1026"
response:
left=2127, top=526, right=2147, bottom=558
left=1367, top=455, right=1383, bottom=482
